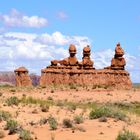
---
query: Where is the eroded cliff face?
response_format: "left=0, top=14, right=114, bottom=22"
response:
left=40, top=67, right=132, bottom=89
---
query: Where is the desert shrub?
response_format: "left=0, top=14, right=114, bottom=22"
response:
left=89, top=106, right=126, bottom=121
left=116, top=129, right=140, bottom=140
left=19, top=129, right=33, bottom=140
left=39, top=117, right=48, bottom=125
left=73, top=115, right=84, bottom=124
left=89, top=106, right=111, bottom=119
left=0, top=130, right=5, bottom=138
left=0, top=110, right=11, bottom=121
left=63, top=118, right=73, bottom=128
left=40, top=104, right=49, bottom=112
left=48, top=116, right=57, bottom=130
left=6, top=96, right=20, bottom=106
left=5, top=119, right=18, bottom=134
left=112, top=111, right=126, bottom=121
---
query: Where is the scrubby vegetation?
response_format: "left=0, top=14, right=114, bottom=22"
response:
left=19, top=129, right=33, bottom=140
left=116, top=129, right=140, bottom=140
left=6, top=96, right=20, bottom=106
left=5, top=119, right=19, bottom=134
left=73, top=115, right=84, bottom=124
left=0, top=110, right=11, bottom=121
left=48, top=116, right=58, bottom=130
left=63, top=118, right=73, bottom=128
left=89, top=106, right=126, bottom=121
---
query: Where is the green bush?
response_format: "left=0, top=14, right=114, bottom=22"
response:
left=5, top=119, right=18, bottom=134
left=19, top=129, right=33, bottom=140
left=89, top=106, right=126, bottom=121
left=0, top=110, right=11, bottom=121
left=63, top=118, right=73, bottom=128
left=73, top=115, right=84, bottom=124
left=48, top=116, right=57, bottom=130
left=116, top=129, right=140, bottom=140
left=6, top=96, right=20, bottom=106
left=89, top=106, right=111, bottom=119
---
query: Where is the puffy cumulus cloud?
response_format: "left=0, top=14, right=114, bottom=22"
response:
left=0, top=9, right=48, bottom=28
left=34, top=32, right=70, bottom=46
left=0, top=31, right=90, bottom=73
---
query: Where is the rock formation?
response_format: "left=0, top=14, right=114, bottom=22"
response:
left=14, top=67, right=32, bottom=87
left=105, top=43, right=126, bottom=70
left=79, top=45, right=95, bottom=69
left=51, top=44, right=79, bottom=66
left=40, top=44, right=132, bottom=89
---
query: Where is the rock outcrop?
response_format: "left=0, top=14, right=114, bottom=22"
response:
left=79, top=45, right=95, bottom=69
left=51, top=44, right=79, bottom=66
left=40, top=44, right=132, bottom=89
left=14, top=67, right=32, bottom=87
left=105, top=43, right=126, bottom=70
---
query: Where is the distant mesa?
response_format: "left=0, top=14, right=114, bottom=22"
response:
left=14, top=66, right=32, bottom=87
left=40, top=43, right=132, bottom=89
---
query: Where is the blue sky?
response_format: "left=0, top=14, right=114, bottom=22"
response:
left=0, top=0, right=140, bottom=82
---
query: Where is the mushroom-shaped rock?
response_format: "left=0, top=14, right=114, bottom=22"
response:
left=14, top=67, right=32, bottom=87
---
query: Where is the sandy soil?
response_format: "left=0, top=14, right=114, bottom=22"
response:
left=0, top=87, right=140, bottom=140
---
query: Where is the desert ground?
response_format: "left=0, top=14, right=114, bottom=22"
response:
left=0, top=85, right=140, bottom=140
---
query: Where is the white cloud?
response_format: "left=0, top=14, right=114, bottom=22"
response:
left=0, top=31, right=139, bottom=82
left=0, top=31, right=90, bottom=73
left=92, top=49, right=114, bottom=69
left=0, top=9, right=48, bottom=28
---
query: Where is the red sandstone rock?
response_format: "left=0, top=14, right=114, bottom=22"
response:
left=79, top=45, right=94, bottom=69
left=14, top=67, right=32, bottom=87
left=51, top=44, right=79, bottom=66
left=40, top=44, right=132, bottom=89
left=105, top=43, right=126, bottom=70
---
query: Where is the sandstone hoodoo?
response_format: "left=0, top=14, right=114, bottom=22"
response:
left=40, top=44, right=132, bottom=89
left=105, top=43, right=126, bottom=70
left=14, top=67, right=32, bottom=87
left=79, top=45, right=95, bottom=69
left=51, top=44, right=79, bottom=66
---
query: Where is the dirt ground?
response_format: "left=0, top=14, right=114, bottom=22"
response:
left=0, top=86, right=140, bottom=140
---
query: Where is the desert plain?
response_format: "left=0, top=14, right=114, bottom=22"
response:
left=0, top=85, right=140, bottom=140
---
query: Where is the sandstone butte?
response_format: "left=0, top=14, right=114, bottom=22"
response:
left=39, top=43, right=132, bottom=89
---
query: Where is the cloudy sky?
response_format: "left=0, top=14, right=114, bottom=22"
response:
left=0, top=0, right=140, bottom=83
